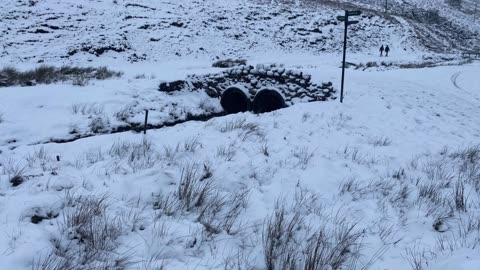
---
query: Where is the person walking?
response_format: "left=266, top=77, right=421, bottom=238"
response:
left=385, top=45, right=390, bottom=57
left=379, top=45, right=384, bottom=57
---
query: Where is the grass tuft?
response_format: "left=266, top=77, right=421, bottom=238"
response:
left=0, top=65, right=122, bottom=87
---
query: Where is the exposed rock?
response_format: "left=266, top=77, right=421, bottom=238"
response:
left=10, top=175, right=24, bottom=187
left=159, top=80, right=187, bottom=92
left=171, top=21, right=185, bottom=28
left=31, top=210, right=59, bottom=224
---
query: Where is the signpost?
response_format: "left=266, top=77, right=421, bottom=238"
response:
left=475, top=3, right=478, bottom=23
left=337, top=10, right=362, bottom=103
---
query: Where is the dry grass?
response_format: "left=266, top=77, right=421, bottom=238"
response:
left=262, top=201, right=365, bottom=270
left=153, top=163, right=249, bottom=236
left=32, top=193, right=132, bottom=270
left=0, top=65, right=122, bottom=87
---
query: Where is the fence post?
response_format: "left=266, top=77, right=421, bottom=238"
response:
left=144, top=109, right=149, bottom=134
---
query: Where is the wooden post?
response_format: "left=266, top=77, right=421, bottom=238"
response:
left=475, top=3, right=478, bottom=23
left=340, top=10, right=348, bottom=103
left=144, top=109, right=149, bottom=134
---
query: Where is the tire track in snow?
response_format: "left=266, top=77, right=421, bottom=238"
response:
left=451, top=71, right=463, bottom=91
left=450, top=71, right=480, bottom=103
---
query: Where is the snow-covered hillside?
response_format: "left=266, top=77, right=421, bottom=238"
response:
left=1, top=0, right=480, bottom=270
left=0, top=0, right=427, bottom=64
left=1, top=0, right=477, bottom=65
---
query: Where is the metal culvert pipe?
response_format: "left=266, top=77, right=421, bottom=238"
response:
left=252, top=89, right=286, bottom=114
left=220, top=86, right=251, bottom=114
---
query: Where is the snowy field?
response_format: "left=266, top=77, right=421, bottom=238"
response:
left=1, top=53, right=480, bottom=269
left=1, top=0, right=480, bottom=269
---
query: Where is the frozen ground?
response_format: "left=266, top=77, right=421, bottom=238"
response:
left=1, top=53, right=480, bottom=269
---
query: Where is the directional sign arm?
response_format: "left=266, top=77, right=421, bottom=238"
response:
left=347, top=10, right=362, bottom=16
left=347, top=20, right=359, bottom=25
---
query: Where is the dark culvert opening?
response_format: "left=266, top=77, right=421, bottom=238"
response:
left=252, top=89, right=286, bottom=114
left=220, top=87, right=250, bottom=114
